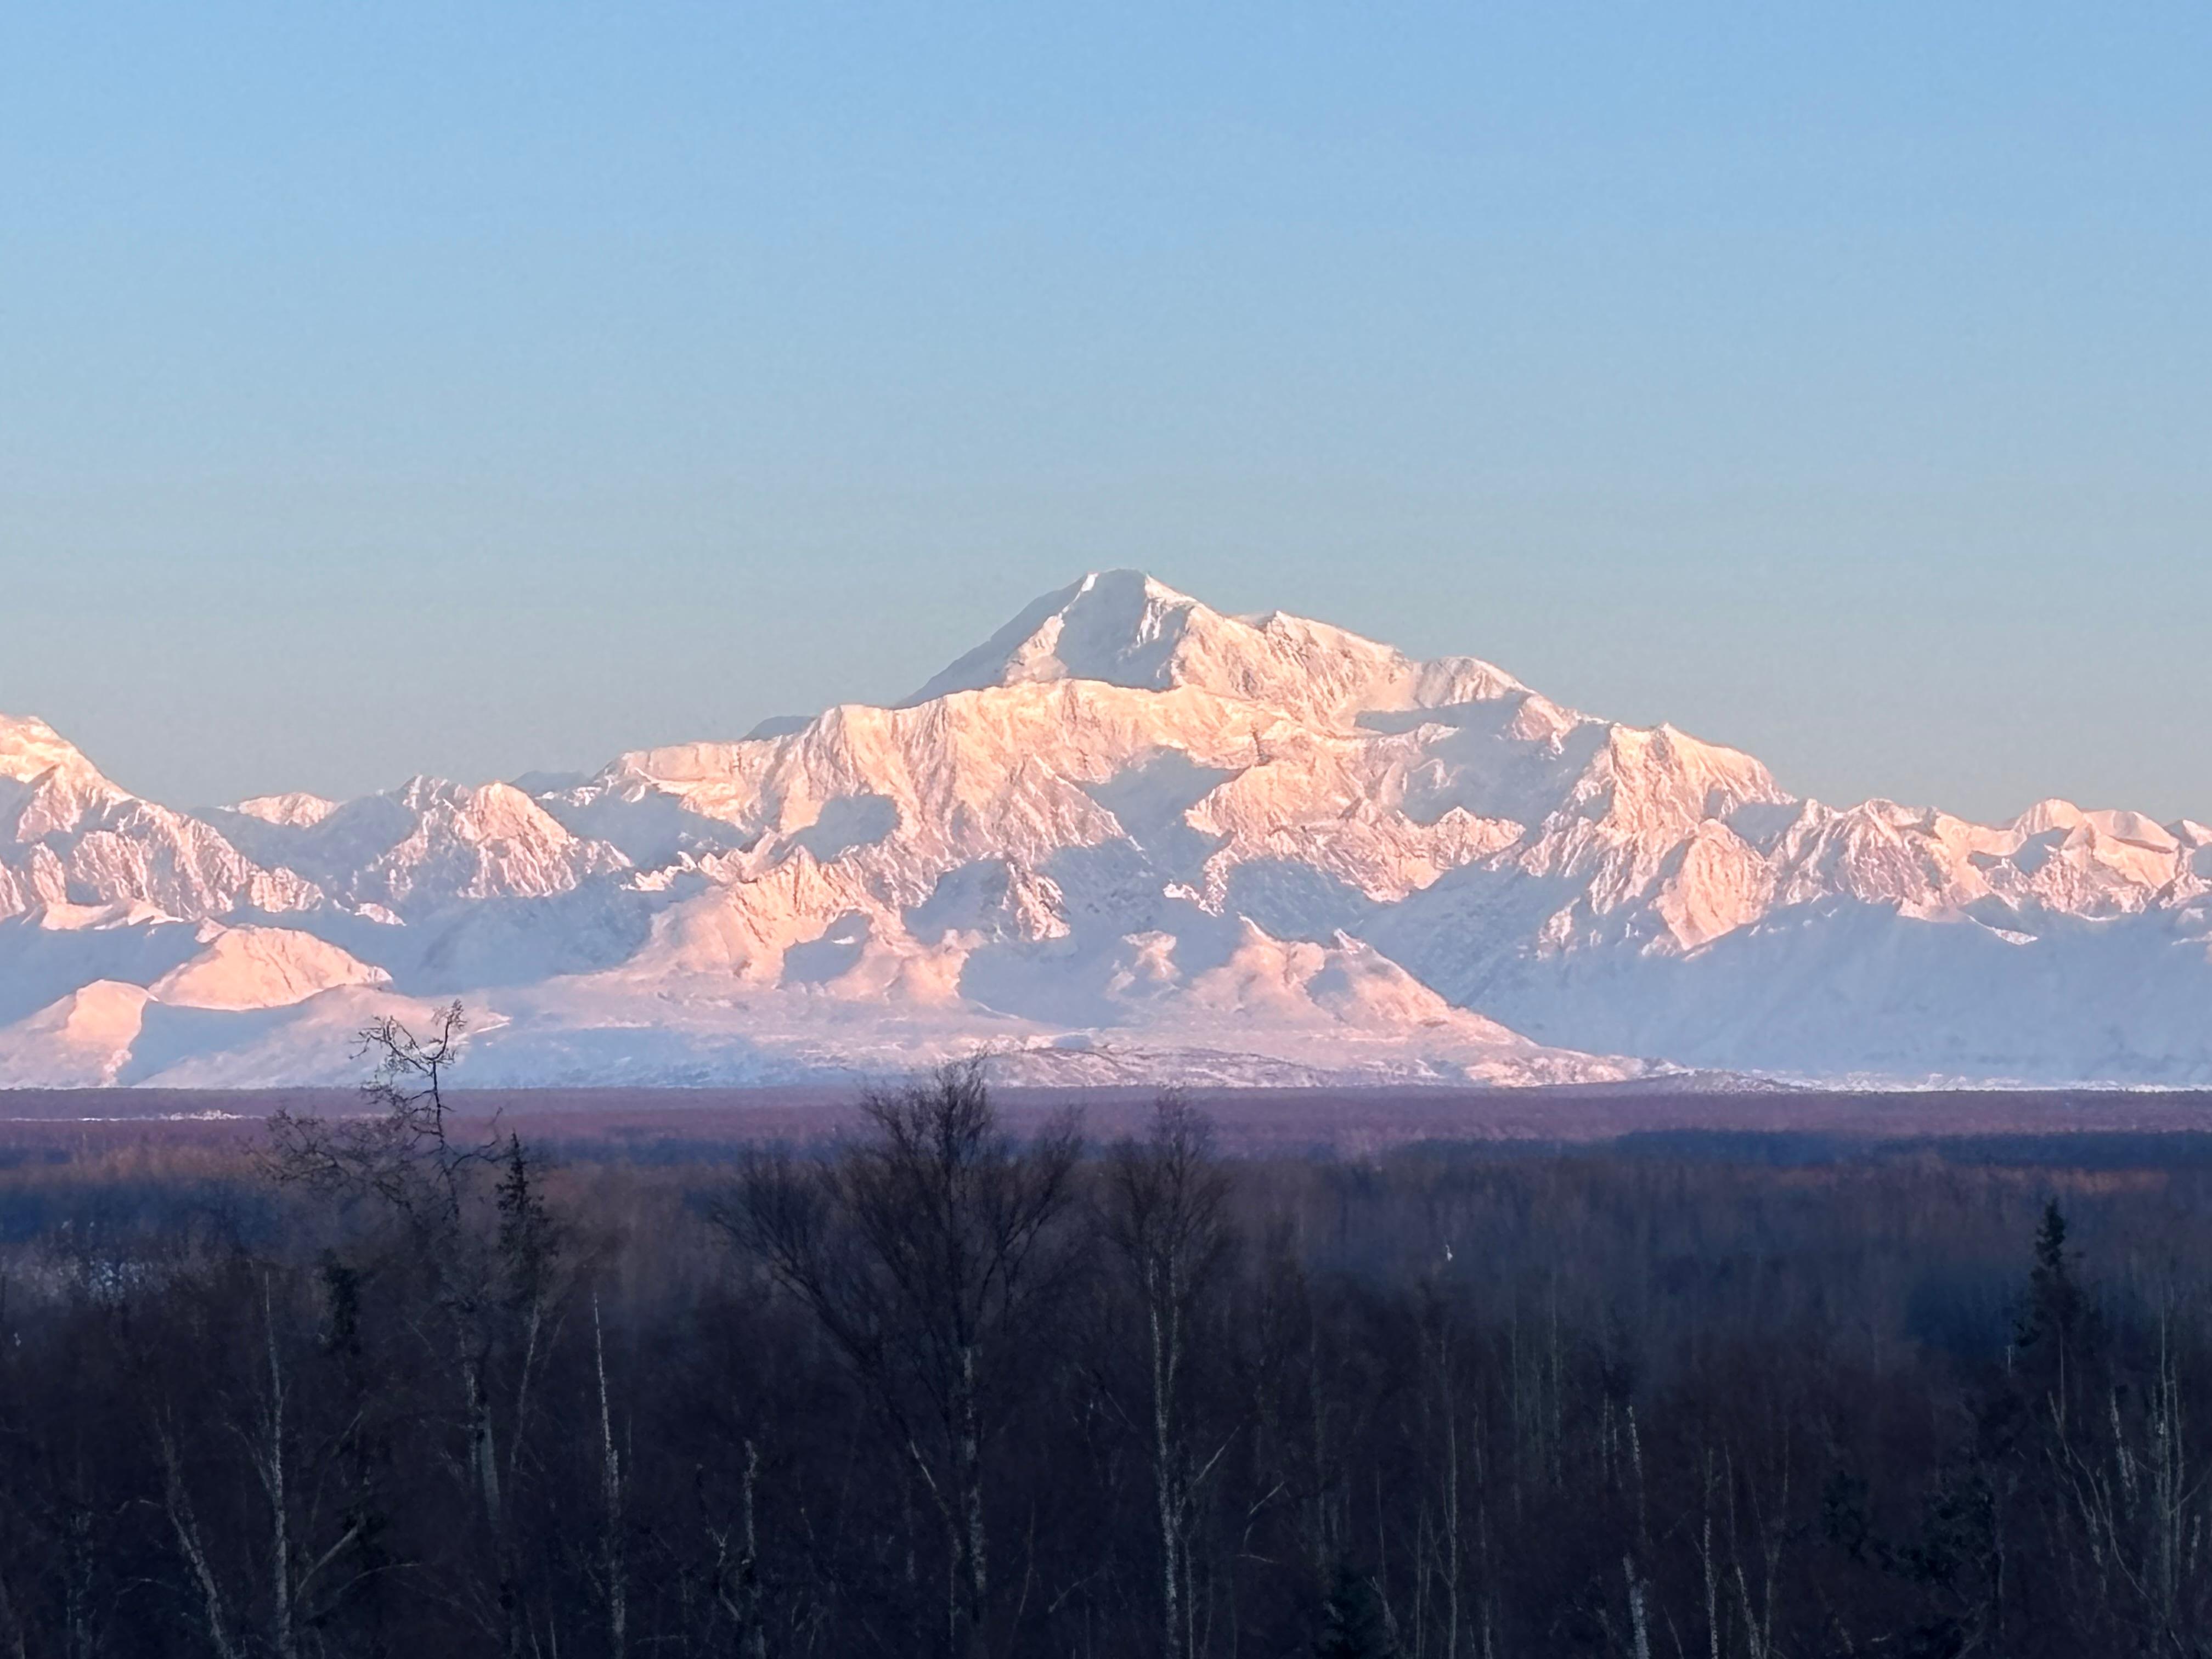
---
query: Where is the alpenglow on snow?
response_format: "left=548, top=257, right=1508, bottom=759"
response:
left=2, top=570, right=2209, bottom=1088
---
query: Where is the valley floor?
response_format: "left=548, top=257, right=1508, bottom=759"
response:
left=9, top=1080, right=2212, bottom=1154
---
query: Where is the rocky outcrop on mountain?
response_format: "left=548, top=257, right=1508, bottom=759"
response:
left=0, top=572, right=2205, bottom=1087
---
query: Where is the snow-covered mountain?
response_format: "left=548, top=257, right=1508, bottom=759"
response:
left=2, top=569, right=2207, bottom=1088
left=1, top=716, right=323, bottom=924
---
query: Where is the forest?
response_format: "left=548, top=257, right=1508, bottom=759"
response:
left=0, top=1012, right=2209, bottom=1657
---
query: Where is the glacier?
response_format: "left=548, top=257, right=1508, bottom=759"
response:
left=2, top=568, right=2207, bottom=1089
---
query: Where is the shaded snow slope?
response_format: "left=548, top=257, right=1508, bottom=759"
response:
left=0, top=572, right=2205, bottom=1087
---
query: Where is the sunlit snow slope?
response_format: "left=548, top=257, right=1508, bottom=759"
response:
left=2, top=569, right=2207, bottom=1087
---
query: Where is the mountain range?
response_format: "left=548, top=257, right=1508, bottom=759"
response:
left=3, top=569, right=2208, bottom=1089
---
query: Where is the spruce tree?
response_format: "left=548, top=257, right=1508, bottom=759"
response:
left=1316, top=1564, right=1398, bottom=1659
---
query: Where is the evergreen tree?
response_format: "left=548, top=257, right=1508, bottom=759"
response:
left=2015, top=1200, right=2087, bottom=1359
left=1316, top=1564, right=1397, bottom=1659
left=2017, top=1212, right=2097, bottom=1389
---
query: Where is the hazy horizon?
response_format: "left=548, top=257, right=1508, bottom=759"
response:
left=4, top=4, right=2207, bottom=821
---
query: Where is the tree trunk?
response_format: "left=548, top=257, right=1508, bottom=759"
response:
left=596, top=1301, right=628, bottom=1659
left=956, top=1341, right=989, bottom=1659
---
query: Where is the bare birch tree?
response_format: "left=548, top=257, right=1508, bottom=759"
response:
left=718, top=1059, right=1080, bottom=1659
left=1103, top=1091, right=1234, bottom=1659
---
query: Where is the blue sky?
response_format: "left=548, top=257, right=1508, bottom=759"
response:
left=2, top=3, right=2206, bottom=819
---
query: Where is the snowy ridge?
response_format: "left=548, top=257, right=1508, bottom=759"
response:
left=0, top=572, right=2207, bottom=1088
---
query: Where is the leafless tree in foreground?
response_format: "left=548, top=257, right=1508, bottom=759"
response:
left=266, top=1003, right=488, bottom=1229
left=718, top=1058, right=1081, bottom=1659
left=266, top=1002, right=569, bottom=1657
left=1103, top=1091, right=1234, bottom=1659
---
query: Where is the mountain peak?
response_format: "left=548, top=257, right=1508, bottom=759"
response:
left=904, top=571, right=1201, bottom=707
left=0, top=713, right=108, bottom=788
left=905, top=571, right=1523, bottom=730
left=232, top=792, right=340, bottom=828
left=2013, top=798, right=2085, bottom=836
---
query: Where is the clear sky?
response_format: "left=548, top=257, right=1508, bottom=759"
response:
left=2, top=3, right=2206, bottom=821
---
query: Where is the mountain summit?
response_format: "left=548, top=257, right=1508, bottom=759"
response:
left=907, top=569, right=1524, bottom=729
left=1, top=573, right=2207, bottom=1088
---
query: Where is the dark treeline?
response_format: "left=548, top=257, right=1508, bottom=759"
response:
left=1, top=1028, right=2211, bottom=1654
